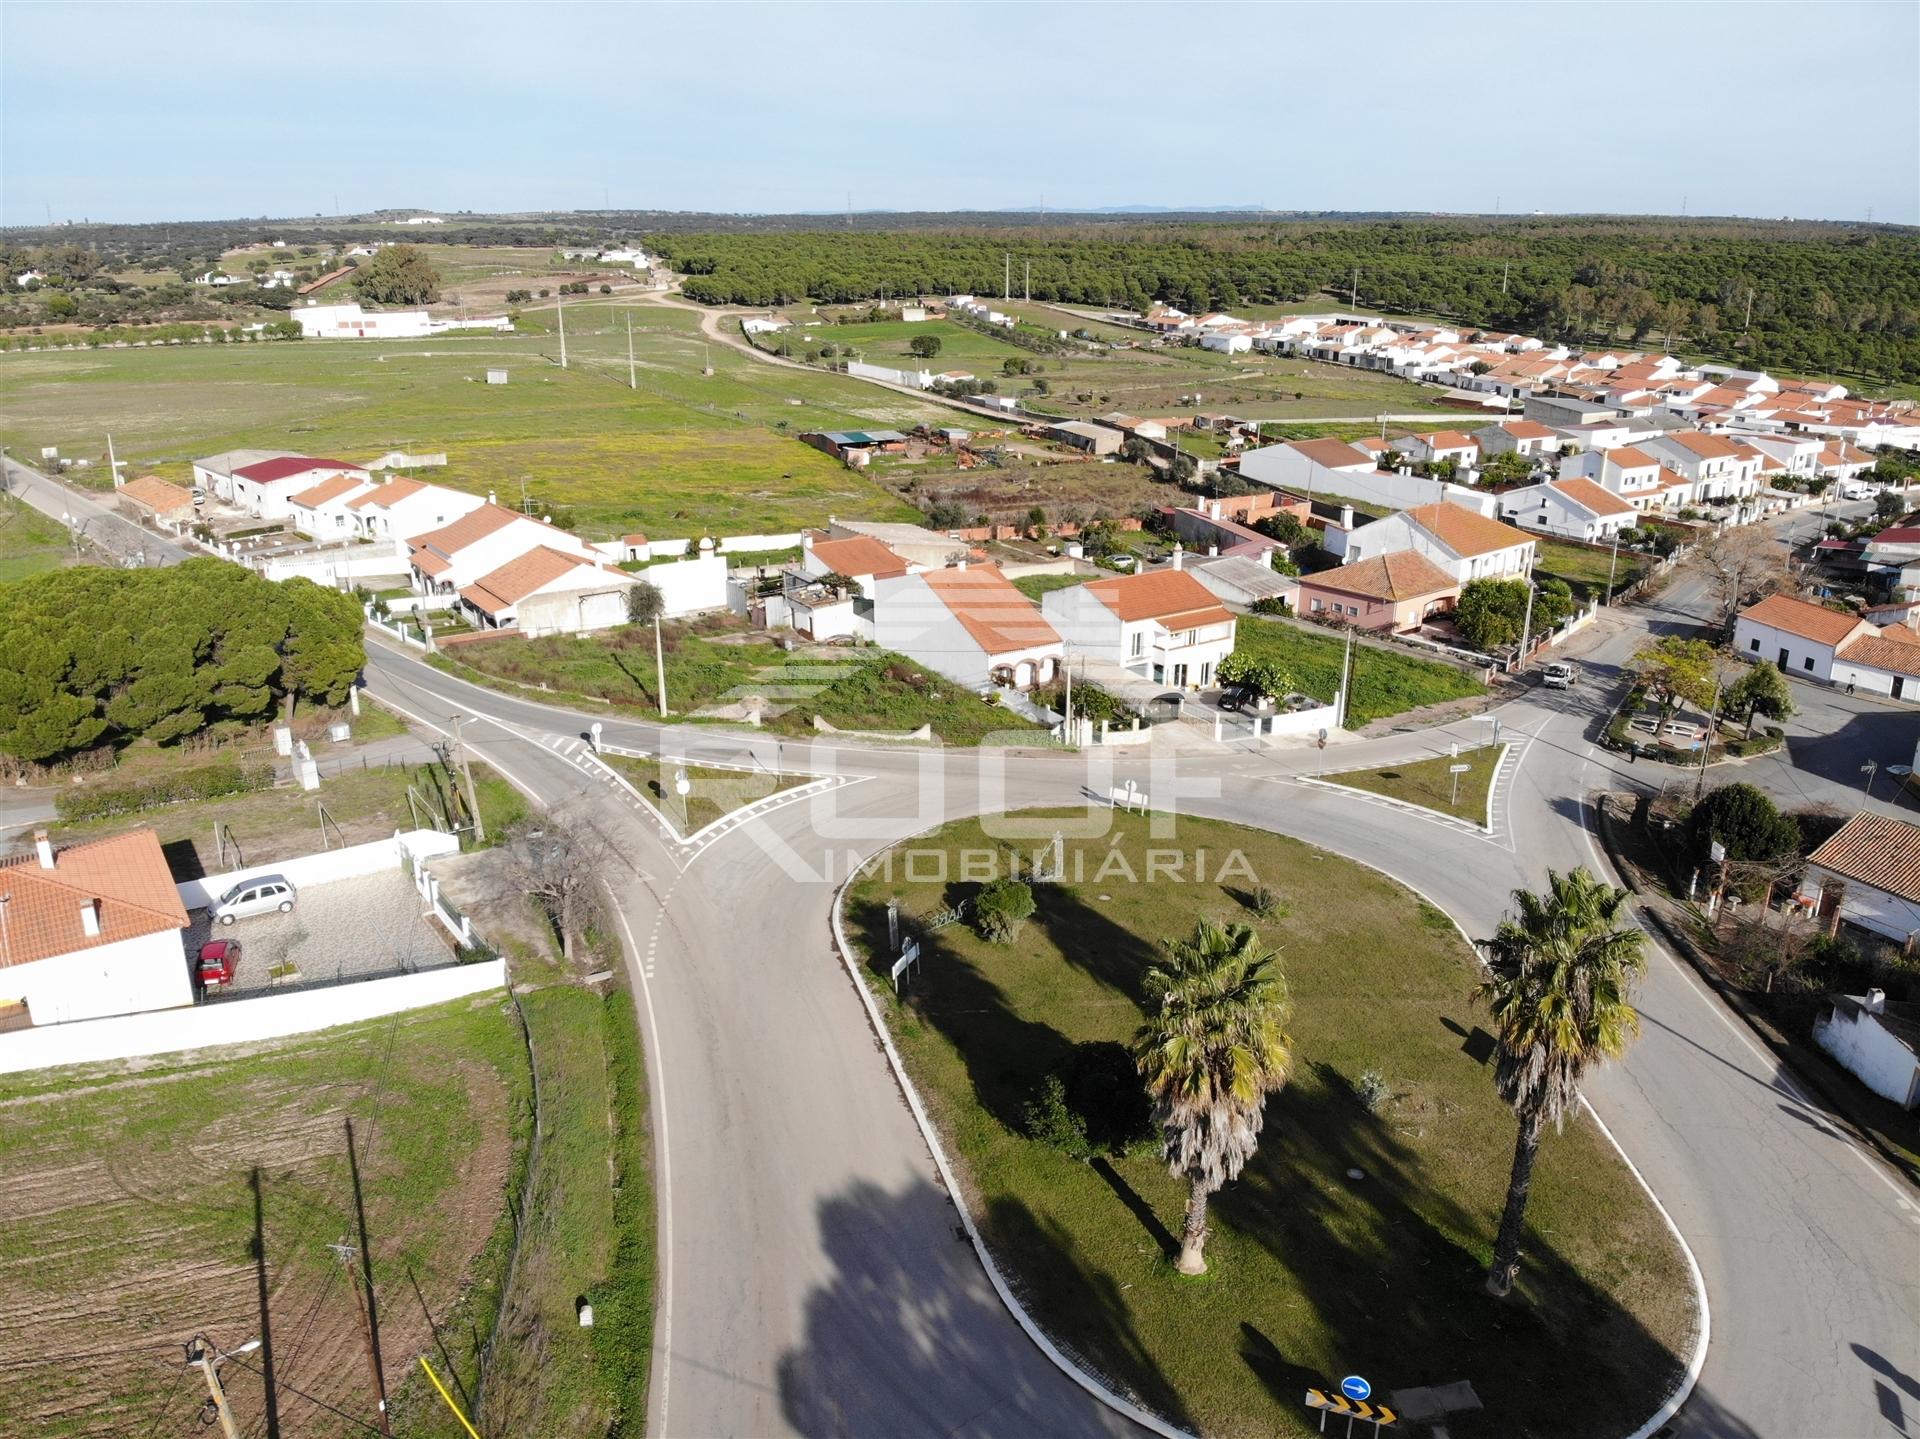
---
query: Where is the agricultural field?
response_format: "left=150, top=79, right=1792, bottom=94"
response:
left=0, top=996, right=531, bottom=1439
left=847, top=811, right=1693, bottom=1439
left=0, top=297, right=953, bottom=540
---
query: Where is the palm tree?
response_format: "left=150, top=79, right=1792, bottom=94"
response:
left=1132, top=919, right=1292, bottom=1276
left=1477, top=867, right=1646, bottom=1297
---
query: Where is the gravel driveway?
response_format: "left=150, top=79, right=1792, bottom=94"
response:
left=188, top=870, right=451, bottom=997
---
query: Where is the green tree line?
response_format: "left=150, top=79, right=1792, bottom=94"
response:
left=0, top=561, right=365, bottom=764
left=653, top=219, right=1920, bottom=385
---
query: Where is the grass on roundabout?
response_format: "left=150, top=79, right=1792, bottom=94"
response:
left=1323, top=743, right=1504, bottom=826
left=601, top=754, right=809, bottom=837
left=846, top=810, right=1692, bottom=1439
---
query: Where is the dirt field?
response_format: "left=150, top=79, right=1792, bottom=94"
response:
left=0, top=996, right=529, bottom=1438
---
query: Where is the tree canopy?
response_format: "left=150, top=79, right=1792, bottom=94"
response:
left=1631, top=636, right=1721, bottom=717
left=1687, top=783, right=1801, bottom=864
left=0, top=561, right=365, bottom=764
left=353, top=243, right=440, bottom=306
left=1453, top=577, right=1574, bottom=651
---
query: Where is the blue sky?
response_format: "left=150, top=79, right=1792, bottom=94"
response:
left=4, top=1, right=1916, bottom=226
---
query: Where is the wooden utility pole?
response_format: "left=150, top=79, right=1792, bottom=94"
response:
left=186, top=1336, right=249, bottom=1439
left=331, top=1242, right=392, bottom=1436
left=449, top=714, right=485, bottom=843
left=626, top=312, right=637, bottom=389
left=558, top=296, right=568, bottom=369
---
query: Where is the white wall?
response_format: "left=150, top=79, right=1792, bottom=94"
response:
left=0, top=960, right=505, bottom=1076
left=873, top=573, right=998, bottom=688
left=176, top=830, right=458, bottom=911
left=638, top=553, right=729, bottom=617
left=0, top=929, right=190, bottom=1026
left=253, top=543, right=411, bottom=585
left=1813, top=1004, right=1920, bottom=1107
left=1732, top=619, right=1844, bottom=682
left=1042, top=585, right=1124, bottom=661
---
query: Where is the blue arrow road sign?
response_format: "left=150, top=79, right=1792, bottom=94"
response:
left=1341, top=1375, right=1371, bottom=1402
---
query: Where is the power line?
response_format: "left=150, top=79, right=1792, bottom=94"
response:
left=143, top=1359, right=193, bottom=1438
left=222, top=1352, right=386, bottom=1437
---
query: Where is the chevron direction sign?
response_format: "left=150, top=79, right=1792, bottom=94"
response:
left=1304, top=1386, right=1398, bottom=1431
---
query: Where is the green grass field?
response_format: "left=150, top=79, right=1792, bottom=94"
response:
left=0, top=493, right=73, bottom=581
left=1229, top=615, right=1486, bottom=728
left=0, top=298, right=956, bottom=539
left=437, top=622, right=1038, bottom=746
left=846, top=812, right=1692, bottom=1439
left=1534, top=535, right=1650, bottom=600
left=0, top=996, right=531, bottom=1439
left=1326, top=742, right=1503, bottom=824
left=1011, top=572, right=1087, bottom=601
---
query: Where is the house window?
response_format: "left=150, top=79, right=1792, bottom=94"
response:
left=1749, top=637, right=1760, bottom=652
left=1803, top=656, right=1814, bottom=672
left=1310, top=598, right=1324, bottom=612
left=1183, top=629, right=1198, bottom=647
left=1130, top=631, right=1144, bottom=658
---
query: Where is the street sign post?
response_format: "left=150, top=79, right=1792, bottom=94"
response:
left=1305, top=1385, right=1397, bottom=1434
left=1448, top=761, right=1471, bottom=806
left=890, top=938, right=920, bottom=995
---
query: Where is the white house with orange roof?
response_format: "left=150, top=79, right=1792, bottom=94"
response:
left=1474, top=419, right=1561, bottom=459
left=192, top=451, right=370, bottom=519
left=1733, top=594, right=1873, bottom=681
left=1237, top=436, right=1376, bottom=492
left=458, top=546, right=638, bottom=637
left=1042, top=566, right=1237, bottom=689
left=286, top=472, right=379, bottom=539
left=1499, top=477, right=1639, bottom=542
left=1391, top=430, right=1481, bottom=469
left=0, top=828, right=191, bottom=1026
left=799, top=531, right=912, bottom=596
left=1559, top=444, right=1667, bottom=510
left=1641, top=431, right=1763, bottom=504
left=408, top=503, right=599, bottom=594
left=344, top=476, right=488, bottom=543
left=873, top=566, right=1061, bottom=691
left=1340, top=502, right=1536, bottom=585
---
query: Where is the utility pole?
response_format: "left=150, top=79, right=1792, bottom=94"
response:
left=1743, top=288, right=1755, bottom=333
left=654, top=617, right=669, bottom=716
left=185, top=1335, right=257, bottom=1439
left=1501, top=259, right=1510, bottom=296
left=1351, top=265, right=1359, bottom=312
left=1024, top=258, right=1030, bottom=304
left=106, top=432, right=122, bottom=489
left=1606, top=527, right=1622, bottom=604
left=558, top=297, right=567, bottom=369
left=626, top=312, right=636, bottom=389
left=330, top=1242, right=392, bottom=1436
left=1693, top=664, right=1726, bottom=803
left=1004, top=252, right=1010, bottom=302
left=1516, top=576, right=1537, bottom=672
left=449, top=715, right=485, bottom=843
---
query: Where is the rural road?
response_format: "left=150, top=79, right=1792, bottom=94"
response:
left=361, top=498, right=1918, bottom=1439
left=0, top=452, right=191, bottom=568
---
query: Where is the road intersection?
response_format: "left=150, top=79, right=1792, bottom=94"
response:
left=361, top=515, right=1918, bottom=1439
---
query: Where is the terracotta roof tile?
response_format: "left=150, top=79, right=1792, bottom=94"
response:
left=288, top=473, right=368, bottom=509
left=1838, top=633, right=1920, bottom=679
left=919, top=568, right=1060, bottom=655
left=1402, top=504, right=1533, bottom=559
left=461, top=546, right=617, bottom=615
left=1288, top=438, right=1374, bottom=469
left=347, top=476, right=427, bottom=510
left=1081, top=569, right=1234, bottom=627
left=0, top=828, right=187, bottom=970
left=1305, top=551, right=1458, bottom=602
left=1807, top=813, right=1920, bottom=905
left=119, top=475, right=193, bottom=512
left=1550, top=477, right=1638, bottom=519
left=809, top=535, right=909, bottom=580
left=1739, top=593, right=1869, bottom=647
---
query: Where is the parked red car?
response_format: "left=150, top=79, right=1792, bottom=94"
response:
left=197, top=940, right=243, bottom=988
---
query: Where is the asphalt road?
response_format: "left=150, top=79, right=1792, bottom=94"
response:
left=0, top=452, right=192, bottom=567
left=362, top=507, right=1920, bottom=1439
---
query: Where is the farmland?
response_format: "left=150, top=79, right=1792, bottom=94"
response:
left=0, top=996, right=530, bottom=1439
left=0, top=297, right=955, bottom=539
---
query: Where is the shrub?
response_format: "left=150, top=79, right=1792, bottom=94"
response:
left=1246, top=882, right=1287, bottom=918
left=972, top=876, right=1035, bottom=943
left=1061, top=1041, right=1153, bottom=1153
left=1021, top=1074, right=1091, bottom=1158
left=1688, top=783, right=1800, bottom=863
left=54, top=760, right=275, bottom=822
left=1355, top=1070, right=1390, bottom=1113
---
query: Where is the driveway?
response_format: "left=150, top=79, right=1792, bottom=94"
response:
left=188, top=869, right=450, bottom=997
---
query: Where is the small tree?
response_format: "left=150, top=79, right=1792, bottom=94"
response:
left=973, top=877, right=1035, bottom=944
left=1454, top=578, right=1531, bottom=650
left=1688, top=783, right=1800, bottom=864
left=501, top=810, right=612, bottom=962
left=625, top=581, right=664, bottom=625
left=1631, top=636, right=1719, bottom=722
left=1727, top=661, right=1793, bottom=735
left=352, top=244, right=440, bottom=306
left=907, top=334, right=942, bottom=359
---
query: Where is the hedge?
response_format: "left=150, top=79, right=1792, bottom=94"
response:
left=55, top=760, right=276, bottom=822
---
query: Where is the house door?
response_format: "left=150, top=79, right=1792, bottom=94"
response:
left=1171, top=663, right=1188, bottom=688
left=1778, top=648, right=1789, bottom=668
left=1895, top=676, right=1906, bottom=701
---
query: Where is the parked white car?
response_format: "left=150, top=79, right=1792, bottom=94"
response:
left=211, top=874, right=296, bottom=925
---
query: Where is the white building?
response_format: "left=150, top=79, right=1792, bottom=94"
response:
left=800, top=532, right=911, bottom=596
left=0, top=829, right=191, bottom=1026
left=1799, top=813, right=1920, bottom=949
left=297, top=302, right=433, bottom=339
left=1238, top=437, right=1376, bottom=492
left=460, top=546, right=638, bottom=636
left=873, top=566, right=1061, bottom=691
left=192, top=451, right=372, bottom=520
left=1640, top=431, right=1762, bottom=505
left=1198, top=332, right=1252, bottom=354
left=1499, top=477, right=1638, bottom=542
left=409, top=503, right=600, bottom=594
left=1043, top=567, right=1236, bottom=690
left=598, top=248, right=651, bottom=268
left=343, top=476, right=488, bottom=543
left=1391, top=430, right=1481, bottom=469
left=1474, top=420, right=1561, bottom=459
left=1732, top=594, right=1874, bottom=682
left=1341, top=502, right=1537, bottom=584
left=1813, top=991, right=1920, bottom=1110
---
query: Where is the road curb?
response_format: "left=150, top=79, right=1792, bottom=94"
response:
left=827, top=860, right=1194, bottom=1439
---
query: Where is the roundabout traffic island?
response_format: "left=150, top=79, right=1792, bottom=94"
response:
left=845, top=810, right=1697, bottom=1438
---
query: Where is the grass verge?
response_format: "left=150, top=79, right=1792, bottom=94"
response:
left=602, top=755, right=809, bottom=836
left=1229, top=615, right=1486, bottom=728
left=845, top=811, right=1693, bottom=1439
left=1324, top=743, right=1502, bottom=824
left=1534, top=536, right=1649, bottom=601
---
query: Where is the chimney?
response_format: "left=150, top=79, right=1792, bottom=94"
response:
left=33, top=829, right=53, bottom=870
left=1172, top=542, right=1184, bottom=572
left=80, top=899, right=101, bottom=938
left=801, top=532, right=814, bottom=551
left=1209, top=499, right=1222, bottom=520
left=1340, top=504, right=1355, bottom=530
left=1208, top=544, right=1219, bottom=557
left=1866, top=988, right=1887, bottom=1014
left=488, top=490, right=497, bottom=505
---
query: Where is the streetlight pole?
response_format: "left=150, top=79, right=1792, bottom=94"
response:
left=1863, top=760, right=1879, bottom=799
left=1606, top=528, right=1622, bottom=605
left=1693, top=664, right=1728, bottom=803
left=1516, top=576, right=1537, bottom=672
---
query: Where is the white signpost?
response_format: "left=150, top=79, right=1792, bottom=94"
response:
left=890, top=938, right=921, bottom=994
left=1448, top=762, right=1471, bottom=807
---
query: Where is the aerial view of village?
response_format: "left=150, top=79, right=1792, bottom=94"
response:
left=0, top=3, right=1915, bottom=1437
